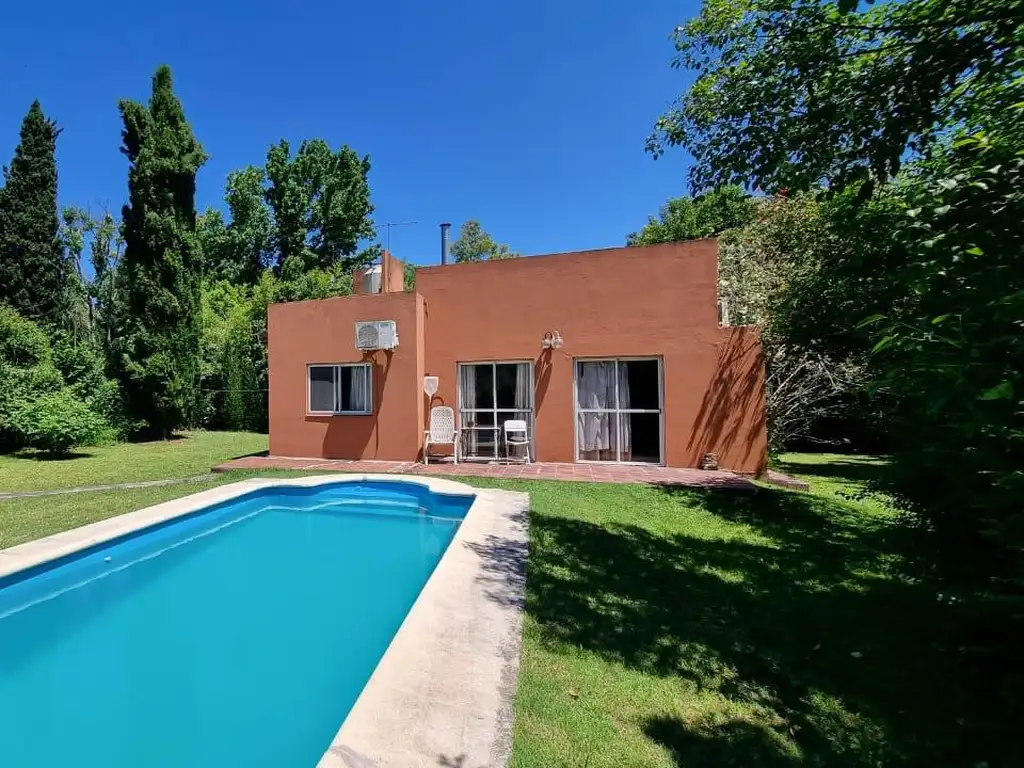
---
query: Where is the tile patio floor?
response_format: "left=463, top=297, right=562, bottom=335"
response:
left=213, top=455, right=757, bottom=490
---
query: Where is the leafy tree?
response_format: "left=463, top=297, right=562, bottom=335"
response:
left=263, top=139, right=376, bottom=275
left=199, top=166, right=273, bottom=284
left=114, top=65, right=207, bottom=436
left=88, top=211, right=123, bottom=356
left=450, top=220, right=519, bottom=263
left=0, top=101, right=65, bottom=322
left=57, top=206, right=93, bottom=338
left=650, top=0, right=1024, bottom=193
left=627, top=186, right=755, bottom=245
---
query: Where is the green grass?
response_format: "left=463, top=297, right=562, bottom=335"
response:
left=0, top=431, right=267, bottom=492
left=0, top=452, right=1010, bottom=765
left=0, top=479, right=235, bottom=549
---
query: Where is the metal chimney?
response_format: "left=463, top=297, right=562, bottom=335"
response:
left=440, top=221, right=451, bottom=265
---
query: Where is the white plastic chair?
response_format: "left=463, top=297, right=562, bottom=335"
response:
left=424, top=406, right=459, bottom=464
left=503, top=419, right=531, bottom=464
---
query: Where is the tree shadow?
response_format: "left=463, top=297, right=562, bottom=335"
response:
left=12, top=450, right=94, bottom=461
left=516, top=484, right=1010, bottom=766
left=774, top=457, right=887, bottom=486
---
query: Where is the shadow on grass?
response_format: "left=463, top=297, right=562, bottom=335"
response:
left=518, top=484, right=1009, bottom=766
left=774, top=457, right=886, bottom=485
left=11, top=450, right=94, bottom=461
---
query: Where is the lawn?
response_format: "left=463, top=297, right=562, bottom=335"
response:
left=0, top=431, right=267, bottom=492
left=0, top=452, right=1009, bottom=765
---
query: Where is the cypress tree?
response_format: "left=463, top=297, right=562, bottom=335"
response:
left=0, top=101, right=64, bottom=322
left=115, top=65, right=207, bottom=436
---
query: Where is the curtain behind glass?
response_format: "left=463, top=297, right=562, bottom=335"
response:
left=576, top=361, right=616, bottom=458
left=459, top=365, right=478, bottom=456
left=618, top=362, right=631, bottom=459
left=349, top=365, right=370, bottom=413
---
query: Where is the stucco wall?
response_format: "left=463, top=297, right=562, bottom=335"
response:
left=414, top=240, right=767, bottom=473
left=268, top=292, right=424, bottom=460
left=267, top=240, right=768, bottom=473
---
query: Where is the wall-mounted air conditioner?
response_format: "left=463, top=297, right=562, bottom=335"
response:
left=355, top=320, right=399, bottom=350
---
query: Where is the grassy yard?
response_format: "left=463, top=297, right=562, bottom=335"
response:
left=0, top=451, right=1008, bottom=765
left=0, top=431, right=267, bottom=492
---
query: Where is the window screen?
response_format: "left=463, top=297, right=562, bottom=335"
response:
left=308, top=365, right=337, bottom=413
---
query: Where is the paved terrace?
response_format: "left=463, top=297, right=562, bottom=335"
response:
left=213, top=455, right=759, bottom=489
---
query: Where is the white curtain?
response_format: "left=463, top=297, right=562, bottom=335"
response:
left=577, top=362, right=616, bottom=457
left=459, top=365, right=478, bottom=456
left=618, top=362, right=631, bottom=459
left=350, top=365, right=370, bottom=413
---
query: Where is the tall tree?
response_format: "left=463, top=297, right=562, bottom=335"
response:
left=263, top=138, right=376, bottom=276
left=0, top=101, right=64, bottom=321
left=450, top=220, right=519, bottom=263
left=649, top=0, right=1024, bottom=193
left=627, top=186, right=756, bottom=246
left=199, top=166, right=273, bottom=285
left=115, top=65, right=207, bottom=436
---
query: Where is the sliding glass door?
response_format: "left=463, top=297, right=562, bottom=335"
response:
left=458, top=361, right=533, bottom=460
left=575, top=358, right=662, bottom=463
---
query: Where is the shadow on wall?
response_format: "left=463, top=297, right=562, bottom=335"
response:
left=315, top=352, right=393, bottom=459
left=688, top=329, right=767, bottom=473
left=488, top=480, right=1008, bottom=766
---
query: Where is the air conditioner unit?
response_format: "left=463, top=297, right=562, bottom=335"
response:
left=355, top=320, right=399, bottom=350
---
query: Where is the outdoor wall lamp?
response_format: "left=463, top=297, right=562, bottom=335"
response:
left=423, top=376, right=439, bottom=397
left=541, top=330, right=564, bottom=349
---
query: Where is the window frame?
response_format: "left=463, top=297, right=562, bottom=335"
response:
left=306, top=363, right=373, bottom=416
left=457, top=360, right=535, bottom=460
left=573, top=356, right=664, bottom=464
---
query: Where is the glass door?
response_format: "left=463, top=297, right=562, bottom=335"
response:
left=458, top=361, right=533, bottom=460
left=575, top=358, right=662, bottom=463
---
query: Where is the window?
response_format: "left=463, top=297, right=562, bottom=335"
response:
left=458, top=361, right=533, bottom=459
left=307, top=364, right=372, bottom=414
left=575, top=358, right=662, bottom=463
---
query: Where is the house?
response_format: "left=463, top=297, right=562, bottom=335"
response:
left=267, top=237, right=768, bottom=474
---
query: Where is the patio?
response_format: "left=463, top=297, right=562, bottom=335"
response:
left=212, top=455, right=758, bottom=489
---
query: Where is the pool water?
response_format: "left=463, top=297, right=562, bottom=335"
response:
left=0, top=481, right=472, bottom=767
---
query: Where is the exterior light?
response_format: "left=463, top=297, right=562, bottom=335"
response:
left=423, top=376, right=439, bottom=397
left=541, top=330, right=564, bottom=349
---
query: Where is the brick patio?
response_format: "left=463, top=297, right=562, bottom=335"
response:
left=212, top=455, right=757, bottom=490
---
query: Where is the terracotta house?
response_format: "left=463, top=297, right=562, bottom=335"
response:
left=267, top=238, right=768, bottom=474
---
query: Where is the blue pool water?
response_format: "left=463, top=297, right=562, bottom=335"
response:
left=0, top=481, right=472, bottom=767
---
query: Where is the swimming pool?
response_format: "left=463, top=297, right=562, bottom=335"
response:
left=0, top=479, right=474, bottom=767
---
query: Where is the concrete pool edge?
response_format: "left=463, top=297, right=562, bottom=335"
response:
left=0, top=474, right=530, bottom=768
left=320, top=483, right=529, bottom=768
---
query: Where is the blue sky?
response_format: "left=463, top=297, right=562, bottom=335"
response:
left=0, top=0, right=696, bottom=267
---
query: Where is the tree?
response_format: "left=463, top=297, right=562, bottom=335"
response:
left=450, top=220, right=519, bottom=263
left=649, top=0, right=1024, bottom=193
left=263, top=139, right=376, bottom=275
left=199, top=166, right=273, bottom=284
left=627, top=186, right=755, bottom=245
left=0, top=101, right=65, bottom=322
left=114, top=65, right=207, bottom=436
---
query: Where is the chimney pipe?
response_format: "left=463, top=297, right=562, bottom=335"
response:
left=440, top=221, right=451, bottom=265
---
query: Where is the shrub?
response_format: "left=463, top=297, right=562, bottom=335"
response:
left=50, top=333, right=107, bottom=395
left=10, top=390, right=106, bottom=455
left=0, top=303, right=50, bottom=367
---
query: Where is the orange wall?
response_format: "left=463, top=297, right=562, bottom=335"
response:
left=267, top=240, right=768, bottom=473
left=268, top=292, right=424, bottom=460
left=414, top=240, right=767, bottom=473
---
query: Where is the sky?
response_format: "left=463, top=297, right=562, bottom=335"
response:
left=0, top=0, right=698, bottom=267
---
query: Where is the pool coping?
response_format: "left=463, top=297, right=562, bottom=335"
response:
left=0, top=474, right=529, bottom=768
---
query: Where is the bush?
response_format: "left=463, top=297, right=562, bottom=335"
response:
left=50, top=333, right=107, bottom=395
left=0, top=303, right=50, bottom=367
left=9, top=390, right=106, bottom=455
